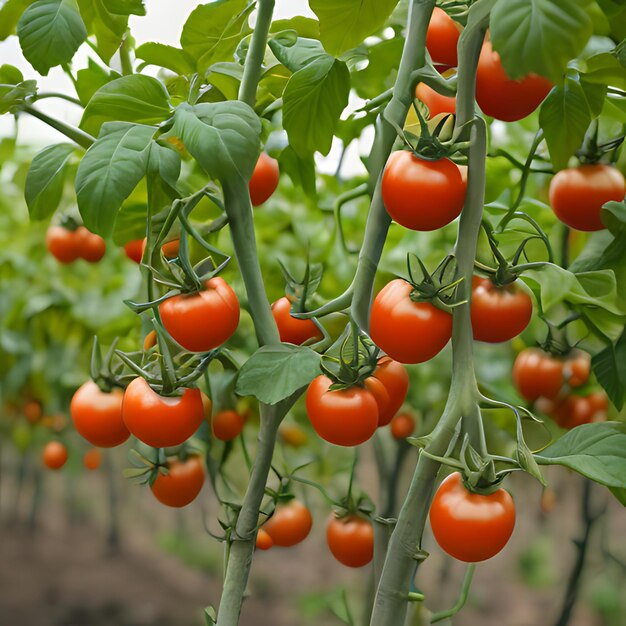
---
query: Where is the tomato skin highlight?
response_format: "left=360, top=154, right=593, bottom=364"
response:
left=83, top=448, right=102, bottom=470
left=212, top=410, right=245, bottom=442
left=549, top=164, right=625, bottom=232
left=249, top=152, right=280, bottom=206
left=470, top=277, right=532, bottom=343
left=415, top=83, right=456, bottom=117
left=429, top=472, right=516, bottom=562
left=159, top=277, right=240, bottom=352
left=122, top=378, right=205, bottom=448
left=327, top=515, right=374, bottom=568
left=390, top=413, right=415, bottom=439
left=43, top=441, right=68, bottom=470
left=425, top=7, right=461, bottom=69
left=370, top=279, right=453, bottom=364
left=512, top=348, right=564, bottom=402
left=151, top=456, right=205, bottom=508
left=475, top=42, right=552, bottom=122
left=306, top=375, right=379, bottom=447
left=382, top=152, right=466, bottom=231
left=124, top=239, right=144, bottom=264
left=373, top=357, right=409, bottom=426
left=271, top=297, right=322, bottom=345
left=71, top=381, right=129, bottom=448
left=263, top=500, right=313, bottom=547
left=46, top=226, right=82, bottom=263
left=255, top=528, right=273, bottom=550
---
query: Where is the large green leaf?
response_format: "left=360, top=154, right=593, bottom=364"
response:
left=592, top=330, right=626, bottom=410
left=270, top=16, right=320, bottom=39
left=235, top=345, right=321, bottom=405
left=309, top=0, right=399, bottom=56
left=490, top=0, right=592, bottom=82
left=77, top=0, right=128, bottom=62
left=268, top=36, right=327, bottom=73
left=351, top=36, right=403, bottom=100
left=0, top=0, right=35, bottom=40
left=24, top=143, right=75, bottom=220
left=577, top=51, right=626, bottom=91
left=102, top=0, right=144, bottom=15
left=180, top=0, right=254, bottom=73
left=283, top=55, right=350, bottom=157
left=80, top=75, right=172, bottom=136
left=536, top=422, right=626, bottom=504
left=278, top=145, right=317, bottom=200
left=17, top=0, right=87, bottom=75
left=75, top=122, right=154, bottom=236
left=135, top=42, right=195, bottom=75
left=75, top=59, right=120, bottom=106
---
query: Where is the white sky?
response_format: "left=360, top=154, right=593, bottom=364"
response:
left=0, top=0, right=368, bottom=175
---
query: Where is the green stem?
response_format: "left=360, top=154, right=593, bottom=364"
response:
left=35, top=92, right=82, bottom=106
left=430, top=564, right=476, bottom=623
left=119, top=34, right=134, bottom=76
left=22, top=105, right=94, bottom=149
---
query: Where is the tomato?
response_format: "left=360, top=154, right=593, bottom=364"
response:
left=563, top=351, right=591, bottom=388
left=159, top=277, right=240, bottom=352
left=429, top=472, right=515, bottom=562
left=279, top=423, right=308, bottom=448
left=425, top=7, right=461, bottom=69
left=143, top=329, right=157, bottom=351
left=141, top=237, right=180, bottom=259
left=43, top=441, right=68, bottom=470
left=78, top=227, right=106, bottom=263
left=471, top=277, right=532, bottom=343
left=201, top=392, right=212, bottom=421
left=390, top=413, right=415, bottom=439
left=83, top=448, right=102, bottom=471
left=263, top=500, right=313, bottom=547
left=512, top=348, right=564, bottom=401
left=540, top=391, right=608, bottom=430
left=382, top=151, right=466, bottom=231
left=370, top=279, right=453, bottom=364
left=71, top=381, right=129, bottom=448
left=549, top=164, right=625, bottom=232
left=475, top=41, right=552, bottom=122
left=271, top=297, right=322, bottom=345
left=256, top=528, right=273, bottom=550
left=364, top=376, right=390, bottom=423
left=46, top=226, right=82, bottom=263
left=326, top=515, right=373, bottom=568
left=212, top=409, right=245, bottom=442
left=122, top=377, right=205, bottom=448
left=373, top=357, right=409, bottom=426
left=306, top=375, right=379, bottom=446
left=151, top=456, right=205, bottom=508
left=24, top=400, right=42, bottom=424
left=124, top=238, right=144, bottom=263
left=249, top=152, right=280, bottom=206
left=415, top=83, right=456, bottom=117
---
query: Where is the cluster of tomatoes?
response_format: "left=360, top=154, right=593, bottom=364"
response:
left=46, top=225, right=106, bottom=264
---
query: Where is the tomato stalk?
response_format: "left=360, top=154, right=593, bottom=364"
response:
left=21, top=104, right=94, bottom=149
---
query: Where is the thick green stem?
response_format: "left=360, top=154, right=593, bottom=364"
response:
left=120, top=34, right=133, bottom=76
left=22, top=105, right=94, bottom=149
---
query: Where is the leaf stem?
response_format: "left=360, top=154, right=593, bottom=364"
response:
left=21, top=105, right=94, bottom=149
left=34, top=92, right=82, bottom=106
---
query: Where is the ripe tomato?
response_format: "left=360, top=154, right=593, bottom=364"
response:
left=263, top=500, right=313, bottom=547
left=426, top=7, right=461, bottom=69
left=249, top=152, right=279, bottom=206
left=122, top=377, right=205, bottom=448
left=71, top=381, right=129, bottom=448
left=512, top=348, right=564, bottom=401
left=540, top=391, right=608, bottom=430
left=201, top=392, right=212, bottom=421
left=327, top=515, right=373, bottom=568
left=370, top=279, right=453, bottom=364
left=141, top=237, right=180, bottom=259
left=212, top=409, right=245, bottom=442
left=46, top=226, right=82, bottom=263
left=271, top=297, right=322, bottom=345
left=563, top=351, right=591, bottom=388
left=151, top=456, right=205, bottom=508
left=549, top=164, right=625, bottom=232
left=415, top=83, right=456, bottom=117
left=78, top=227, right=106, bottom=263
left=470, top=277, right=532, bottom=343
left=143, top=329, right=157, bottom=351
left=124, top=239, right=144, bottom=263
left=256, top=528, right=273, bottom=550
left=373, top=357, right=409, bottom=426
left=159, top=277, right=240, bottom=352
left=43, top=441, right=68, bottom=470
left=475, top=41, right=552, bottom=122
left=390, top=413, right=415, bottom=439
left=382, top=151, right=466, bottom=231
left=83, top=448, right=102, bottom=470
left=306, top=375, right=379, bottom=446
left=429, top=472, right=515, bottom=562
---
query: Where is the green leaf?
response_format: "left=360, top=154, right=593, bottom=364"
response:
left=77, top=0, right=128, bottom=62
left=235, top=345, right=321, bottom=405
left=75, top=122, right=155, bottom=236
left=180, top=0, right=253, bottom=73
left=536, top=422, right=626, bottom=500
left=490, top=0, right=593, bottom=82
left=592, top=330, right=626, bottom=410
left=75, top=59, right=120, bottom=106
left=278, top=145, right=317, bottom=200
left=17, top=0, right=87, bottom=75
left=203, top=62, right=244, bottom=101
left=80, top=74, right=172, bottom=136
left=283, top=55, right=350, bottom=157
left=351, top=36, right=403, bottom=100
left=268, top=36, right=327, bottom=73
left=24, top=143, right=75, bottom=220
left=0, top=79, right=37, bottom=114
left=577, top=51, right=626, bottom=91
left=270, top=16, right=320, bottom=39
left=0, top=0, right=36, bottom=41
left=309, top=0, right=399, bottom=57
left=0, top=64, right=24, bottom=85
left=135, top=42, right=195, bottom=75
left=102, top=0, right=144, bottom=15
left=112, top=201, right=147, bottom=245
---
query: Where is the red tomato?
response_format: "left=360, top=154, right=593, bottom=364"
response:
left=370, top=279, right=453, bottom=364
left=71, top=381, right=129, bottom=448
left=256, top=528, right=273, bottom=550
left=306, top=375, right=379, bottom=446
left=475, top=41, right=552, bottom=122
left=373, top=357, right=409, bottom=426
left=429, top=472, right=515, bottom=562
left=212, top=409, right=245, bottom=442
left=141, top=238, right=180, bottom=259
left=382, top=151, right=466, bottom=231
left=122, top=377, right=205, bottom=448
left=43, top=441, right=68, bottom=470
left=159, top=277, right=240, bottom=352
left=426, top=7, right=461, bottom=69
left=512, top=348, right=564, bottom=401
left=24, top=400, right=42, bottom=424
left=124, top=239, right=144, bottom=263
left=541, top=391, right=608, bottom=430
left=471, top=277, right=532, bottom=343
left=151, top=456, right=205, bottom=508
left=549, top=164, right=625, bottom=232
left=83, top=448, right=102, bottom=471
left=326, top=515, right=374, bottom=568
left=415, top=83, right=456, bottom=117
left=364, top=376, right=390, bottom=423
left=46, top=226, right=82, bottom=263
left=390, top=413, right=415, bottom=439
left=263, top=500, right=313, bottom=547
left=78, top=227, right=106, bottom=263
left=563, top=351, right=591, bottom=388
left=143, top=329, right=157, bottom=351
left=249, top=152, right=279, bottom=206
left=271, top=297, right=322, bottom=345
